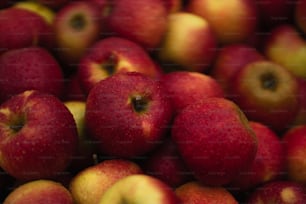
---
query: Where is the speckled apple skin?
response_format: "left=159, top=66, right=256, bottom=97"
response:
left=0, top=90, right=78, bottom=180
left=172, top=97, right=258, bottom=186
left=0, top=47, right=64, bottom=103
left=85, top=72, right=173, bottom=158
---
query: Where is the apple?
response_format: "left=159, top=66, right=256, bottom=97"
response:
left=103, top=0, right=168, bottom=50
left=98, top=174, right=180, bottom=204
left=282, top=125, right=306, bottom=184
left=186, top=0, right=258, bottom=44
left=3, top=179, right=73, bottom=204
left=162, top=0, right=182, bottom=13
left=36, top=0, right=70, bottom=9
left=229, top=121, right=285, bottom=191
left=77, top=37, right=162, bottom=95
left=0, top=7, right=53, bottom=52
left=0, top=47, right=64, bottom=103
left=0, top=90, right=78, bottom=181
left=264, top=24, right=306, bottom=79
left=175, top=181, right=238, bottom=204
left=172, top=97, right=258, bottom=186
left=160, top=71, right=224, bottom=114
left=144, top=138, right=192, bottom=188
left=157, top=12, right=217, bottom=73
left=291, top=77, right=306, bottom=126
left=295, top=0, right=306, bottom=35
left=53, top=1, right=102, bottom=65
left=229, top=60, right=300, bottom=133
left=247, top=180, right=306, bottom=203
left=69, top=159, right=143, bottom=204
left=63, top=73, right=86, bottom=102
left=85, top=72, right=173, bottom=158
left=211, top=44, right=265, bottom=95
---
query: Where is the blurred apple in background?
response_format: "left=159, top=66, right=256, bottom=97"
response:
left=98, top=174, right=180, bottom=204
left=0, top=90, right=78, bottom=181
left=3, top=180, right=74, bottom=204
left=53, top=1, right=102, bottom=66
left=175, top=181, right=238, bottom=204
left=186, top=0, right=258, bottom=44
left=172, top=97, right=257, bottom=186
left=211, top=44, right=265, bottom=96
left=36, top=0, right=70, bottom=9
left=230, top=60, right=299, bottom=133
left=0, top=47, right=64, bottom=103
left=69, top=159, right=143, bottom=204
left=162, top=0, right=182, bottom=13
left=77, top=37, right=162, bottom=95
left=295, top=0, right=306, bottom=34
left=158, top=12, right=217, bottom=72
left=160, top=71, right=224, bottom=114
left=63, top=73, right=86, bottom=101
left=291, top=77, right=306, bottom=126
left=85, top=72, right=173, bottom=158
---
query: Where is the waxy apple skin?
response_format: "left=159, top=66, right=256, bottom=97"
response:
left=0, top=90, right=78, bottom=181
left=172, top=97, right=258, bottom=186
left=85, top=72, right=173, bottom=158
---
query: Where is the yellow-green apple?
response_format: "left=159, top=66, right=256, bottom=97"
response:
left=229, top=60, right=299, bottom=132
left=103, top=0, right=168, bottom=50
left=186, top=0, right=258, bottom=44
left=296, top=0, right=306, bottom=35
left=0, top=47, right=64, bottom=103
left=0, top=7, right=53, bottom=52
left=85, top=72, right=173, bottom=158
left=36, top=0, right=70, bottom=9
left=3, top=179, right=74, bottom=204
left=171, top=97, right=258, bottom=186
left=77, top=37, right=162, bottom=95
left=158, top=12, right=217, bottom=72
left=282, top=125, right=306, bottom=184
left=144, top=138, right=192, bottom=188
left=247, top=180, right=306, bottom=203
left=0, top=90, right=78, bottom=181
left=98, top=174, right=180, bottom=204
left=53, top=1, right=102, bottom=65
left=69, top=159, right=143, bottom=204
left=160, top=71, right=224, bottom=114
left=229, top=121, right=285, bottom=191
left=175, top=181, right=238, bottom=204
left=264, top=24, right=306, bottom=79
left=211, top=44, right=264, bottom=95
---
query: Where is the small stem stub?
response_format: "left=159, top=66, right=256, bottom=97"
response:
left=70, top=13, right=86, bottom=31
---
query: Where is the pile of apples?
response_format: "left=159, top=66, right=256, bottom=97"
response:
left=2, top=0, right=306, bottom=203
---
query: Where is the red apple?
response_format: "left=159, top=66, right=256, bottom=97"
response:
left=160, top=71, right=224, bottom=114
left=3, top=179, right=74, bottom=204
left=296, top=0, right=306, bottom=35
left=162, top=0, right=182, bottom=13
left=85, top=72, right=173, bottom=158
left=98, top=174, right=180, bottom=204
left=69, top=159, right=143, bottom=204
left=175, top=181, right=238, bottom=204
left=186, top=0, right=258, bottom=44
left=0, top=47, right=64, bottom=103
left=63, top=73, right=86, bottom=102
left=0, top=90, right=78, bottom=180
left=158, top=12, right=217, bottom=73
left=77, top=37, right=162, bottom=95
left=172, top=97, right=258, bottom=186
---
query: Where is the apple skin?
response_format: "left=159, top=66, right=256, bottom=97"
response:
left=264, top=24, right=306, bottom=79
left=0, top=7, right=53, bottom=52
left=282, top=125, right=306, bottom=184
left=172, top=97, right=258, bottom=186
left=85, top=72, right=173, bottom=158
left=162, top=0, right=182, bottom=13
left=0, top=47, right=64, bottom=103
left=98, top=174, right=180, bottom=204
left=160, top=71, right=224, bottom=114
left=291, top=77, right=306, bottom=126
left=158, top=12, right=217, bottom=73
left=0, top=90, right=78, bottom=181
left=175, top=181, right=238, bottom=204
left=229, top=60, right=299, bottom=133
left=296, top=0, right=306, bottom=35
left=69, top=159, right=143, bottom=204
left=77, top=37, right=162, bottom=95
left=186, top=0, right=258, bottom=44
left=247, top=180, right=306, bottom=203
left=211, top=44, right=265, bottom=95
left=103, top=0, right=168, bottom=50
left=53, top=1, right=102, bottom=65
left=229, top=121, right=285, bottom=191
left=3, top=179, right=74, bottom=204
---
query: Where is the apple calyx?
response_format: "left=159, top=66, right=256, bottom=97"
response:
left=101, top=53, right=117, bottom=76
left=69, top=13, right=86, bottom=31
left=260, top=72, right=278, bottom=91
left=129, top=94, right=150, bottom=114
left=9, top=113, right=26, bottom=134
